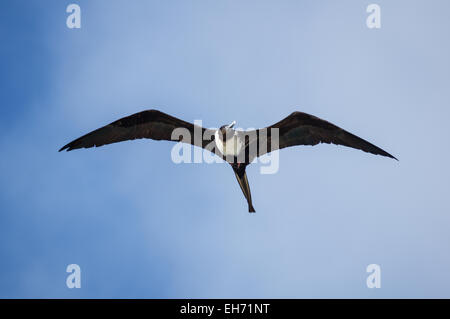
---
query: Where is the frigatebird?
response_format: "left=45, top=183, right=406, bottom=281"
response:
left=59, top=110, right=397, bottom=212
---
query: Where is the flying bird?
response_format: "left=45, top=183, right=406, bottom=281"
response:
left=59, top=110, right=397, bottom=212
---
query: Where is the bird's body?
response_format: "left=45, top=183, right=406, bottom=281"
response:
left=60, top=109, right=397, bottom=213
left=214, top=129, right=245, bottom=158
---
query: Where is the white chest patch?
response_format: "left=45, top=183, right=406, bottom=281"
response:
left=215, top=130, right=244, bottom=157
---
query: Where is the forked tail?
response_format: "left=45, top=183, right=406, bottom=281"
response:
left=233, top=167, right=256, bottom=213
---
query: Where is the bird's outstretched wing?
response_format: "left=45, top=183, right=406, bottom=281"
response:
left=247, top=111, right=397, bottom=160
left=59, top=109, right=216, bottom=152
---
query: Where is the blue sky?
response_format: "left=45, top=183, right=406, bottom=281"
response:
left=0, top=0, right=449, bottom=298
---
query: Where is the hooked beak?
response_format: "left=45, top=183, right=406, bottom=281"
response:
left=226, top=121, right=236, bottom=129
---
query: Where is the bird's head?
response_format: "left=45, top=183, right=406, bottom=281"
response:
left=219, top=121, right=236, bottom=140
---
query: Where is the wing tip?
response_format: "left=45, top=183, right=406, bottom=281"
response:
left=59, top=142, right=76, bottom=152
left=58, top=145, right=69, bottom=152
left=381, top=150, right=398, bottom=161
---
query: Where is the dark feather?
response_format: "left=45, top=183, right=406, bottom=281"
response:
left=233, top=168, right=256, bottom=213
left=59, top=109, right=216, bottom=152
left=248, top=111, right=397, bottom=160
